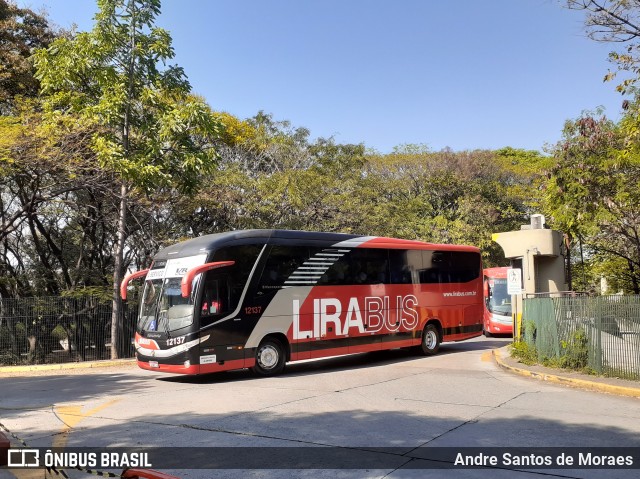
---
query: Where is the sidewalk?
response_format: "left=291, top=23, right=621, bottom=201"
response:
left=0, top=358, right=136, bottom=375
left=493, top=346, right=640, bottom=398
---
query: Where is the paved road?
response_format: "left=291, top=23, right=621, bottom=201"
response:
left=1, top=336, right=640, bottom=478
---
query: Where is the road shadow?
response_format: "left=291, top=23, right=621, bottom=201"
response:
left=21, top=403, right=640, bottom=479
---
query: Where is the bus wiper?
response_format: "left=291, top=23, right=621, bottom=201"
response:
left=161, top=311, right=172, bottom=338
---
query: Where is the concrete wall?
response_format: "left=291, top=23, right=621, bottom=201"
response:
left=492, top=228, right=568, bottom=294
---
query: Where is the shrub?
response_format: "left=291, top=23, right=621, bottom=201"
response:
left=559, top=328, right=590, bottom=370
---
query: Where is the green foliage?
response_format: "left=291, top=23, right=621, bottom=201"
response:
left=184, top=126, right=536, bottom=269
left=544, top=113, right=640, bottom=293
left=61, top=286, right=113, bottom=302
left=31, top=0, right=224, bottom=357
left=592, top=255, right=636, bottom=294
left=0, top=98, right=123, bottom=297
left=33, top=0, right=222, bottom=193
left=0, top=0, right=56, bottom=113
left=514, top=323, right=595, bottom=374
left=561, top=2, right=640, bottom=293
left=359, top=147, right=535, bottom=264
left=0, top=115, right=21, bottom=165
left=510, top=340, right=539, bottom=365
left=51, top=324, right=68, bottom=342
left=559, top=329, right=590, bottom=370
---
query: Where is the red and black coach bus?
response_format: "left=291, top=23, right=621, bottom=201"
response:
left=120, top=229, right=483, bottom=376
left=482, top=267, right=513, bottom=336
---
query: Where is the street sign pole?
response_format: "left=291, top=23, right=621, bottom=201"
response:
left=507, top=268, right=523, bottom=339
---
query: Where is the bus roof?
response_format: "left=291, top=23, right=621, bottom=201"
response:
left=152, top=229, right=480, bottom=260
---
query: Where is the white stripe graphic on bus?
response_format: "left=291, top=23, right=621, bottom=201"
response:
left=283, top=248, right=347, bottom=286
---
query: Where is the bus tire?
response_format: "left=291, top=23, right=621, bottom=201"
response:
left=420, top=324, right=440, bottom=356
left=252, top=338, right=286, bottom=376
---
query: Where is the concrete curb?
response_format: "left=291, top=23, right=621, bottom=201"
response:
left=493, top=346, right=640, bottom=399
left=0, top=358, right=136, bottom=374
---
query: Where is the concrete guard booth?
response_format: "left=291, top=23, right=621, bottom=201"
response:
left=492, top=215, right=569, bottom=338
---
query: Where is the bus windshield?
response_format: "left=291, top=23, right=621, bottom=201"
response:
left=138, top=277, right=196, bottom=333
left=487, top=278, right=511, bottom=316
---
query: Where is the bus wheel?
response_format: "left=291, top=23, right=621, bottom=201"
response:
left=421, top=324, right=440, bottom=355
left=252, top=338, right=286, bottom=376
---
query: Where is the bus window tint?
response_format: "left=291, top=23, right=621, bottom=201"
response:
left=258, top=246, right=311, bottom=292
left=319, top=248, right=389, bottom=285
left=418, top=251, right=480, bottom=284
left=388, top=249, right=416, bottom=284
left=202, top=245, right=262, bottom=316
left=200, top=276, right=228, bottom=317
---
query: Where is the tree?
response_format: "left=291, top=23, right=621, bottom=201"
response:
left=192, top=111, right=369, bottom=235
left=562, top=1, right=640, bottom=292
left=33, top=0, right=221, bottom=358
left=359, top=147, right=537, bottom=265
left=545, top=114, right=640, bottom=293
left=0, top=0, right=55, bottom=113
left=567, top=0, right=640, bottom=94
left=0, top=99, right=122, bottom=298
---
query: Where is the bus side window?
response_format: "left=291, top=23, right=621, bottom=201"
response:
left=419, top=251, right=481, bottom=284
left=449, top=252, right=480, bottom=282
left=389, top=250, right=413, bottom=284
left=200, top=277, right=223, bottom=317
left=203, top=244, right=262, bottom=319
left=319, top=248, right=389, bottom=285
left=200, top=277, right=229, bottom=317
left=257, top=246, right=310, bottom=293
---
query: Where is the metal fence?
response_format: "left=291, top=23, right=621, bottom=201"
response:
left=521, top=295, right=640, bottom=380
left=0, top=296, right=138, bottom=366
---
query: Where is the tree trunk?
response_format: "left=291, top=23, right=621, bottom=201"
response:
left=110, top=181, right=128, bottom=359
left=110, top=0, right=137, bottom=359
left=27, top=335, right=38, bottom=363
left=564, top=233, right=572, bottom=291
left=629, top=258, right=640, bottom=295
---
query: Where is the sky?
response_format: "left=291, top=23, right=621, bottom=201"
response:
left=19, top=0, right=626, bottom=153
